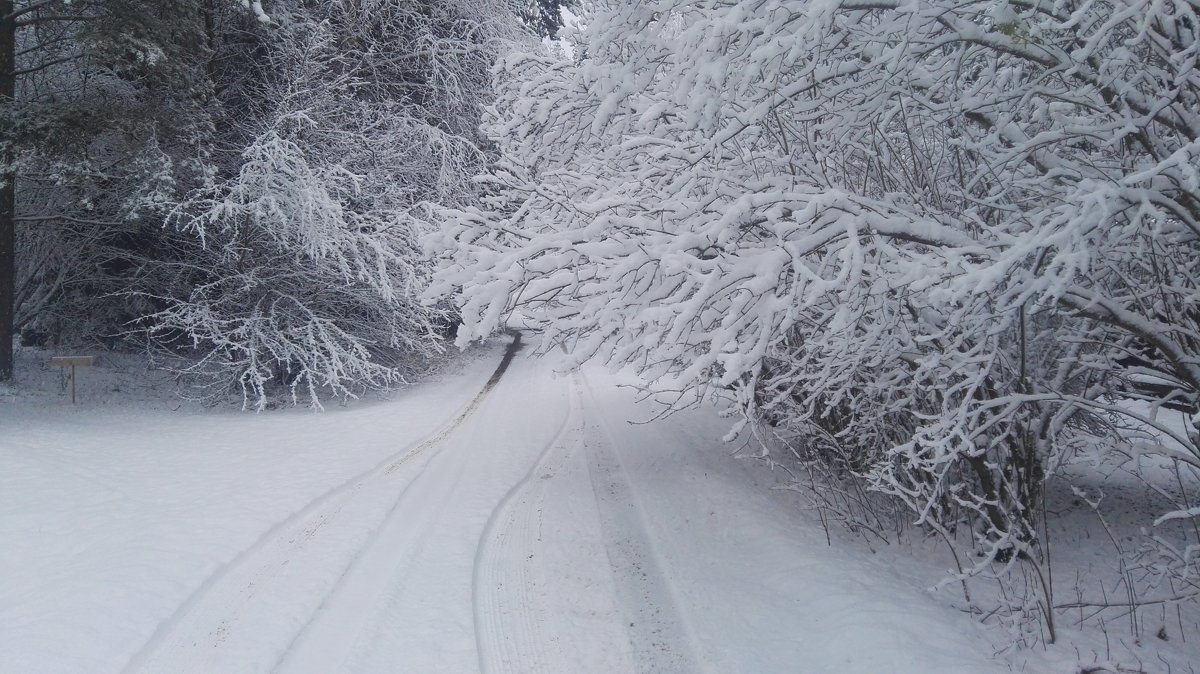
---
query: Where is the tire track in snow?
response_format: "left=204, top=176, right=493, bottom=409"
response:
left=273, top=342, right=540, bottom=673
left=272, top=394, right=491, bottom=674
left=473, top=373, right=582, bottom=674
left=122, top=335, right=523, bottom=674
left=279, top=335, right=566, bottom=674
left=579, top=372, right=705, bottom=674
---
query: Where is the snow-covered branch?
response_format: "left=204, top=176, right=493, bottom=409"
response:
left=432, top=0, right=1200, bottom=556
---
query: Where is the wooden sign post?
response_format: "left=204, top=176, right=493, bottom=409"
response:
left=49, top=356, right=95, bottom=404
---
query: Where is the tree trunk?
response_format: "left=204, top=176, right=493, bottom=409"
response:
left=0, top=0, right=15, bottom=381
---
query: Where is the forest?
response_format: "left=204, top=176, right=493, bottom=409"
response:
left=2, top=0, right=1198, bottom=665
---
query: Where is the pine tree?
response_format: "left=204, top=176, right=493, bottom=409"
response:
left=518, top=0, right=567, bottom=38
left=0, top=0, right=225, bottom=379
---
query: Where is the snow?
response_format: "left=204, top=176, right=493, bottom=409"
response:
left=1, top=346, right=502, bottom=673
left=573, top=370, right=1006, bottom=674
left=4, top=337, right=1025, bottom=672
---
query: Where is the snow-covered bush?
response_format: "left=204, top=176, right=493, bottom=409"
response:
left=432, top=0, right=1200, bottom=595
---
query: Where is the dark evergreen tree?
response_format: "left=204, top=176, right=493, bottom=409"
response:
left=518, top=0, right=567, bottom=38
left=0, top=0, right=218, bottom=378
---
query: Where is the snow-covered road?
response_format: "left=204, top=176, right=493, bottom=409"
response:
left=3, top=337, right=1008, bottom=673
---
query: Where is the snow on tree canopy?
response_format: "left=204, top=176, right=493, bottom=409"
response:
left=431, top=0, right=1200, bottom=560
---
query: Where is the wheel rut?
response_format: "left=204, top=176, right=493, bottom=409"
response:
left=473, top=373, right=582, bottom=674
left=578, top=373, right=705, bottom=674
left=122, top=335, right=523, bottom=674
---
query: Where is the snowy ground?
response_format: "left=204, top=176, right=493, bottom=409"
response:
left=1, top=335, right=1011, bottom=673
left=4, top=335, right=1183, bottom=673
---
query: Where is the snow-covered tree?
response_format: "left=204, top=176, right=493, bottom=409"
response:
left=141, top=0, right=521, bottom=408
left=433, top=0, right=1200, bottom=573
